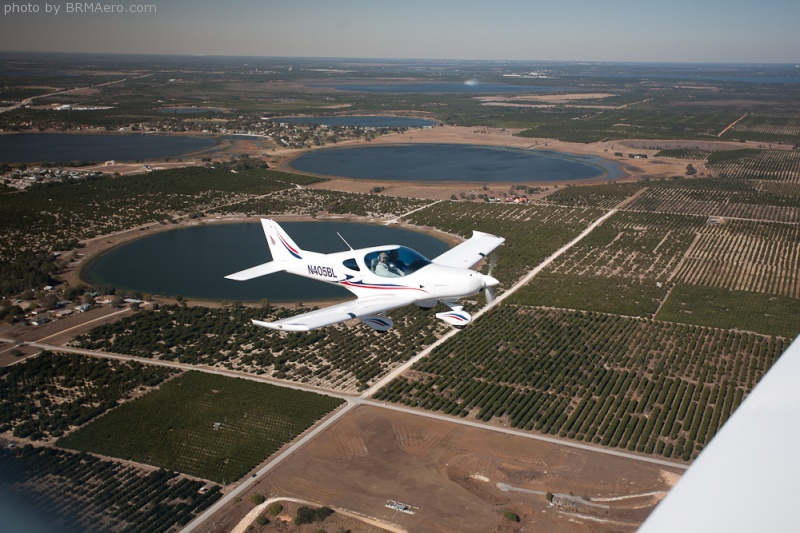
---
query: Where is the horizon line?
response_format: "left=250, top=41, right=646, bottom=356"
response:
left=1, top=50, right=798, bottom=67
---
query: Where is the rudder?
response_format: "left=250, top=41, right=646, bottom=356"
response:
left=262, top=219, right=304, bottom=261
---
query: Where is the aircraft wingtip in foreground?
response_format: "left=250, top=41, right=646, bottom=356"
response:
left=225, top=219, right=504, bottom=332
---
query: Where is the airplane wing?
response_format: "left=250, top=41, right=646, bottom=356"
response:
left=431, top=230, right=505, bottom=269
left=252, top=294, right=419, bottom=332
left=638, top=333, right=800, bottom=533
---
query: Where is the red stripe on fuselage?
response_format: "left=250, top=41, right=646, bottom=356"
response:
left=339, top=280, right=427, bottom=293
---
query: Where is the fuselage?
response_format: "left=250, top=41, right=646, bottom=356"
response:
left=283, top=245, right=495, bottom=302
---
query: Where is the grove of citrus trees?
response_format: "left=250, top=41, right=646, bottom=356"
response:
left=58, top=371, right=344, bottom=484
left=375, top=305, right=788, bottom=461
left=0, top=445, right=221, bottom=532
left=671, top=219, right=800, bottom=297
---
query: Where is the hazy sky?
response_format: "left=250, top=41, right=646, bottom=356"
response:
left=1, top=0, right=798, bottom=63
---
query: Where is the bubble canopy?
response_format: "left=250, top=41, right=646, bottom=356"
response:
left=362, top=246, right=431, bottom=278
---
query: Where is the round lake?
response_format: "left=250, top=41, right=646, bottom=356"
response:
left=0, top=133, right=217, bottom=163
left=290, top=144, right=619, bottom=182
left=83, top=221, right=450, bottom=302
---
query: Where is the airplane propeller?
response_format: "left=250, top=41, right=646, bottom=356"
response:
left=484, top=253, right=499, bottom=303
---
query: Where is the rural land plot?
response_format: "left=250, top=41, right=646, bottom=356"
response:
left=57, top=370, right=344, bottom=484
left=0, top=445, right=222, bottom=533
left=72, top=303, right=449, bottom=392
left=535, top=211, right=706, bottom=281
left=508, top=211, right=704, bottom=317
left=720, top=115, right=800, bottom=143
left=625, top=186, right=800, bottom=222
left=0, top=351, right=177, bottom=442
left=375, top=306, right=788, bottom=462
left=670, top=219, right=800, bottom=298
left=625, top=149, right=800, bottom=221
left=0, top=166, right=318, bottom=261
left=211, top=187, right=434, bottom=219
left=214, top=405, right=681, bottom=533
left=656, top=284, right=800, bottom=339
left=541, top=182, right=646, bottom=209
left=510, top=272, right=667, bottom=317
left=706, top=148, right=800, bottom=184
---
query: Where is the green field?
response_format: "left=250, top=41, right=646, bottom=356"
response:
left=510, top=273, right=668, bottom=317
left=0, top=351, right=176, bottom=441
left=656, top=284, right=800, bottom=338
left=58, top=371, right=344, bottom=484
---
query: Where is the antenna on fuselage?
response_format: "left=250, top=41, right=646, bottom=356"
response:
left=337, top=232, right=354, bottom=251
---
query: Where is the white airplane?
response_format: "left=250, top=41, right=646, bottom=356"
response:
left=225, top=219, right=504, bottom=332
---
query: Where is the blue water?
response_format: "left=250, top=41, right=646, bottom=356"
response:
left=83, top=221, right=450, bottom=302
left=270, top=116, right=437, bottom=128
left=314, top=82, right=567, bottom=93
left=291, top=144, right=618, bottom=182
left=0, top=133, right=217, bottom=163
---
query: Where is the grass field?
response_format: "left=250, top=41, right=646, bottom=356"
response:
left=58, top=371, right=344, bottom=484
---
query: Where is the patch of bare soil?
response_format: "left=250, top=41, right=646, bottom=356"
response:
left=211, top=405, right=682, bottom=533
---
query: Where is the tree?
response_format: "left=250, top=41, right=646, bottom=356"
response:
left=41, top=293, right=58, bottom=310
left=295, top=506, right=333, bottom=525
left=267, top=502, right=283, bottom=516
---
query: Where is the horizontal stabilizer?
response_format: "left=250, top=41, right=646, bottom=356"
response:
left=225, top=261, right=286, bottom=281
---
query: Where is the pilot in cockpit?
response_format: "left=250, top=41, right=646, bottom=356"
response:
left=375, top=251, right=404, bottom=277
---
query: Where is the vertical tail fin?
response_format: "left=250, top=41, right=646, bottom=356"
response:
left=262, top=219, right=304, bottom=261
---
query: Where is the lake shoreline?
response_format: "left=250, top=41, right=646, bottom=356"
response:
left=67, top=214, right=461, bottom=309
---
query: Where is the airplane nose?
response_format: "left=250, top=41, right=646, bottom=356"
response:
left=482, top=274, right=500, bottom=288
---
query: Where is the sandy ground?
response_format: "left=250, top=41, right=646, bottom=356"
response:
left=207, top=405, right=682, bottom=533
